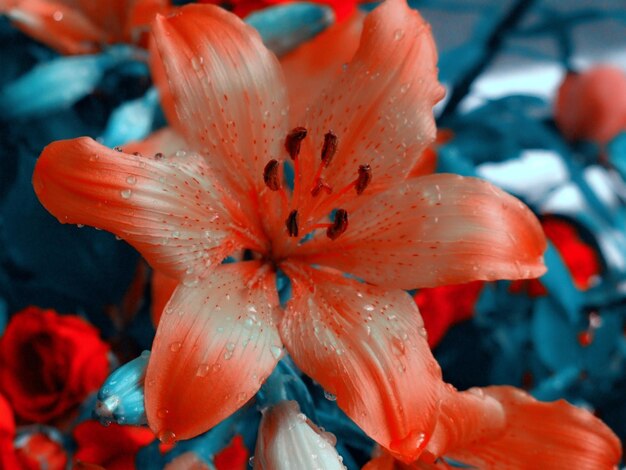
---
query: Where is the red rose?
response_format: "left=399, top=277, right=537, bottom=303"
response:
left=14, top=432, right=68, bottom=470
left=73, top=420, right=155, bottom=469
left=0, top=307, right=110, bottom=423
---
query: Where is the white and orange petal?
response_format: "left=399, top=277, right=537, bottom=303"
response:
left=279, top=263, right=442, bottom=463
left=6, top=0, right=104, bottom=54
left=33, top=137, right=258, bottom=282
left=291, top=0, right=445, bottom=221
left=254, top=401, right=346, bottom=470
left=145, top=262, right=282, bottom=441
left=444, top=386, right=622, bottom=470
left=295, top=174, right=546, bottom=290
left=151, top=4, right=290, bottom=200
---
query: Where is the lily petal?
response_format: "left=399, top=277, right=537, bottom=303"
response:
left=254, top=401, right=346, bottom=470
left=151, top=269, right=178, bottom=326
left=445, top=386, right=622, bottom=469
left=294, top=0, right=445, bottom=212
left=7, top=0, right=104, bottom=54
left=296, top=174, right=546, bottom=289
left=280, top=10, right=364, bottom=125
left=151, top=4, right=289, bottom=195
left=280, top=264, right=442, bottom=463
left=33, top=137, right=247, bottom=283
left=145, top=262, right=282, bottom=441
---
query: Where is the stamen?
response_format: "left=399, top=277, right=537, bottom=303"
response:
left=321, top=131, right=338, bottom=167
left=356, top=164, right=372, bottom=194
left=327, top=209, right=348, bottom=240
left=285, top=210, right=299, bottom=237
left=311, top=179, right=332, bottom=197
left=263, top=159, right=281, bottom=191
left=285, top=127, right=307, bottom=160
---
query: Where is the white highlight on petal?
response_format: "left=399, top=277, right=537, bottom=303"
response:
left=254, top=401, right=346, bottom=470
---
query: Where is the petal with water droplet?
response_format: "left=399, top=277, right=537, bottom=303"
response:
left=280, top=263, right=441, bottom=463
left=145, top=262, right=282, bottom=440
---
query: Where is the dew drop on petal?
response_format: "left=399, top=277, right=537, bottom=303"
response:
left=170, top=342, right=182, bottom=352
left=418, top=327, right=428, bottom=339
left=393, top=29, right=405, bottom=40
left=120, top=189, right=132, bottom=199
left=324, top=390, right=337, bottom=401
left=158, top=430, right=176, bottom=444
left=196, top=364, right=210, bottom=377
left=157, top=408, right=169, bottom=419
left=126, top=176, right=137, bottom=185
left=270, top=345, right=282, bottom=359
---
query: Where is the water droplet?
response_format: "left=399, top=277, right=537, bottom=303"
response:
left=363, top=304, right=374, bottom=312
left=183, top=278, right=199, bottom=288
left=248, top=457, right=255, bottom=467
left=157, top=408, right=169, bottom=419
left=191, top=56, right=203, bottom=71
left=170, top=342, right=182, bottom=352
left=391, top=337, right=405, bottom=356
left=53, top=10, right=63, bottom=21
left=120, top=189, right=132, bottom=199
left=400, top=83, right=411, bottom=94
left=158, top=430, right=176, bottom=444
left=211, top=362, right=222, bottom=372
left=243, top=318, right=254, bottom=329
left=296, top=412, right=307, bottom=422
left=236, top=392, right=247, bottom=402
left=224, top=351, right=233, bottom=360
left=196, top=364, right=210, bottom=377
left=77, top=224, right=84, bottom=228
left=270, top=345, right=282, bottom=359
left=418, top=327, right=428, bottom=339
left=393, top=29, right=405, bottom=40
left=175, top=150, right=187, bottom=158
left=324, top=390, right=337, bottom=401
left=225, top=342, right=235, bottom=352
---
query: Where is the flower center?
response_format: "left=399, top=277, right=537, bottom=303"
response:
left=262, top=127, right=372, bottom=244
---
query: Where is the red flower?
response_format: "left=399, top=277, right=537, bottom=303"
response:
left=215, top=435, right=249, bottom=470
left=73, top=420, right=155, bottom=469
left=555, top=66, right=626, bottom=146
left=0, top=307, right=110, bottom=423
left=14, top=432, right=68, bottom=470
left=199, top=0, right=358, bottom=22
left=414, top=281, right=484, bottom=348
left=33, top=0, right=547, bottom=461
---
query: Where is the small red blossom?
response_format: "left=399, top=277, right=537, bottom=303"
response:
left=214, top=435, right=249, bottom=470
left=14, top=432, right=68, bottom=470
left=199, top=0, right=358, bottom=22
left=0, top=307, right=110, bottom=423
left=509, top=217, right=601, bottom=296
left=555, top=66, right=626, bottom=146
left=73, top=420, right=156, bottom=469
left=414, top=281, right=484, bottom=348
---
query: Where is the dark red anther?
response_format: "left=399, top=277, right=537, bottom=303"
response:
left=327, top=209, right=348, bottom=240
left=356, top=164, right=372, bottom=195
left=321, top=131, right=338, bottom=167
left=311, top=179, right=332, bottom=197
left=286, top=210, right=299, bottom=237
left=285, top=127, right=307, bottom=160
left=263, top=159, right=281, bottom=191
